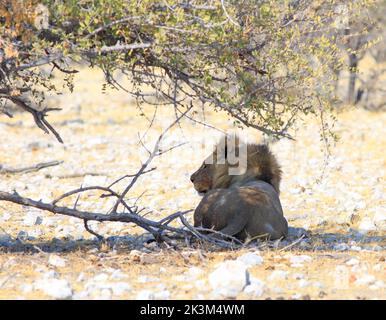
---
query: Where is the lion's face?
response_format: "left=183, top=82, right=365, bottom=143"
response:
left=190, top=135, right=282, bottom=195
left=190, top=160, right=214, bottom=193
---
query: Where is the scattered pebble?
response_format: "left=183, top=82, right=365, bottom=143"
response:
left=236, top=252, right=263, bottom=267
left=48, top=255, right=66, bottom=268
left=136, top=290, right=154, bottom=300
left=34, top=279, right=73, bottom=299
left=268, top=270, right=288, bottom=281
left=346, top=258, right=360, bottom=266
left=209, top=260, right=249, bottom=298
left=243, top=277, right=265, bottom=297
left=358, top=218, right=377, bottom=233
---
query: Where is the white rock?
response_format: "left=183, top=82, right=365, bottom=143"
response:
left=373, top=212, right=386, bottom=230
left=159, top=267, right=167, bottom=273
left=185, top=267, right=204, bottom=280
left=355, top=275, right=376, bottom=286
left=93, top=273, right=109, bottom=282
left=23, top=212, right=43, bottom=226
left=34, top=279, right=73, bottom=299
left=82, top=175, right=107, bottom=187
left=373, top=264, right=382, bottom=272
left=136, top=290, right=155, bottom=300
left=0, top=212, right=11, bottom=221
left=110, top=282, right=131, bottom=296
left=194, top=279, right=206, bottom=289
left=110, top=269, right=128, bottom=280
left=289, top=255, right=312, bottom=264
left=138, top=276, right=159, bottom=283
left=154, top=290, right=170, bottom=300
left=373, top=211, right=385, bottom=223
left=243, top=277, right=264, bottom=297
left=346, top=258, right=360, bottom=266
left=236, top=252, right=263, bottom=267
left=98, top=288, right=112, bottom=300
left=43, top=270, right=59, bottom=279
left=358, top=218, right=376, bottom=233
left=29, top=229, right=43, bottom=238
left=48, top=255, right=66, bottom=268
left=267, top=270, right=288, bottom=281
left=76, top=273, right=85, bottom=282
left=209, top=260, right=249, bottom=298
left=21, top=284, right=33, bottom=293
left=369, top=280, right=385, bottom=290
left=297, top=279, right=309, bottom=288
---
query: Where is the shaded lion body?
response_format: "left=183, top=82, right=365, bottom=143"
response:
left=191, top=136, right=288, bottom=241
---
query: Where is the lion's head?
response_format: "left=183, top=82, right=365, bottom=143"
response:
left=190, top=135, right=282, bottom=194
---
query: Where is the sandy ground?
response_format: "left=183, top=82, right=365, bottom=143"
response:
left=0, top=69, right=385, bottom=300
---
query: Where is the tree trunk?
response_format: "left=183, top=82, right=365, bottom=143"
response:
left=347, top=53, right=358, bottom=105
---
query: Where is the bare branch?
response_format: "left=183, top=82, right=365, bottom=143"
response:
left=0, top=160, right=63, bottom=175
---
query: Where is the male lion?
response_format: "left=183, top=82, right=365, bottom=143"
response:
left=190, top=136, right=288, bottom=241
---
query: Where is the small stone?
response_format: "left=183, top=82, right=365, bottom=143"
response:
left=297, top=279, right=309, bottom=288
left=209, top=260, right=249, bottom=298
left=110, top=269, right=128, bottom=280
left=138, top=276, right=158, bottom=283
left=110, top=282, right=131, bottom=296
left=346, top=258, right=360, bottom=266
left=289, top=255, right=312, bottom=264
left=237, top=252, right=263, bottom=267
left=48, top=254, right=66, bottom=268
left=355, top=275, right=376, bottom=286
left=243, top=277, right=265, bottom=297
left=369, top=280, right=385, bottom=290
left=34, top=279, right=73, bottom=299
left=129, top=250, right=142, bottom=262
left=136, top=290, right=155, bottom=300
left=98, top=288, right=112, bottom=300
left=82, top=175, right=107, bottom=187
left=76, top=273, right=85, bottom=282
left=267, top=270, right=288, bottom=281
left=0, top=212, right=11, bottom=221
left=154, top=290, right=170, bottom=300
left=291, top=293, right=302, bottom=300
left=93, top=273, right=109, bottom=282
left=23, top=212, right=43, bottom=226
left=21, top=284, right=33, bottom=293
left=185, top=267, right=204, bottom=280
left=358, top=218, right=376, bottom=233
left=140, top=254, right=158, bottom=264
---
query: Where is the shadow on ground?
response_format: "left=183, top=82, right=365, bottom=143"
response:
left=0, top=226, right=384, bottom=254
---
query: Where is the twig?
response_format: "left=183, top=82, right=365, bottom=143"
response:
left=2, top=96, right=63, bottom=143
left=84, top=219, right=104, bottom=241
left=111, top=106, right=193, bottom=213
left=0, top=161, right=63, bottom=174
left=278, top=235, right=305, bottom=252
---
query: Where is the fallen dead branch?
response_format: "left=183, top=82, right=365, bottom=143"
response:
left=0, top=160, right=63, bottom=174
left=0, top=107, right=244, bottom=249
